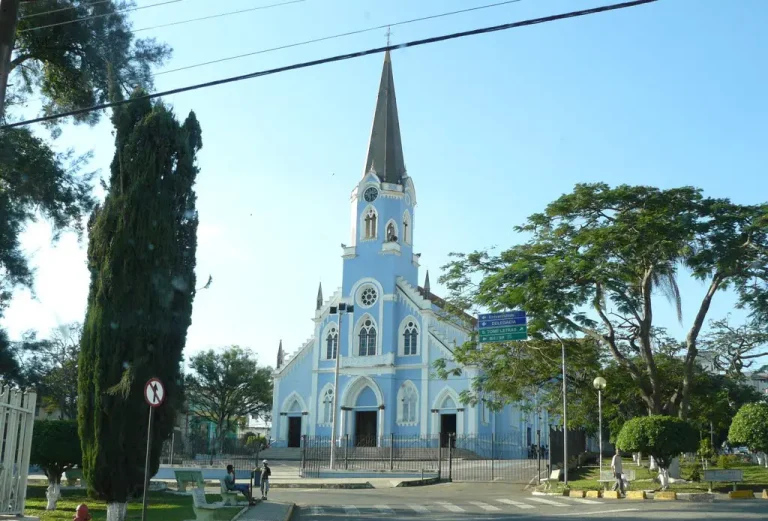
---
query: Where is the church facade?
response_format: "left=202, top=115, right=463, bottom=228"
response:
left=270, top=52, right=549, bottom=449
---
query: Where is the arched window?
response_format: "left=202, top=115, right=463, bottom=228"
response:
left=398, top=383, right=418, bottom=424
left=363, top=207, right=377, bottom=239
left=385, top=220, right=398, bottom=242
left=358, top=318, right=377, bottom=356
left=403, top=211, right=412, bottom=244
left=320, top=387, right=334, bottom=425
left=403, top=320, right=418, bottom=355
left=325, top=325, right=338, bottom=360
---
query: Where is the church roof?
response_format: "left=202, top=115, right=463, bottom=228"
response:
left=417, top=286, right=478, bottom=327
left=364, top=51, right=406, bottom=185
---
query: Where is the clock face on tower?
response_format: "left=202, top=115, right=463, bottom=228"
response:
left=363, top=187, right=379, bottom=202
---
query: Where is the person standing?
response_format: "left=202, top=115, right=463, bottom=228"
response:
left=260, top=460, right=272, bottom=500
left=611, top=448, right=625, bottom=495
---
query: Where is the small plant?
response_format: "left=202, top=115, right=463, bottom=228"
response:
left=688, top=463, right=702, bottom=482
left=717, top=454, right=735, bottom=469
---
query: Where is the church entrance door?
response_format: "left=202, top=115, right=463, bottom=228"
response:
left=440, top=413, right=457, bottom=448
left=354, top=411, right=377, bottom=447
left=287, top=417, right=302, bottom=448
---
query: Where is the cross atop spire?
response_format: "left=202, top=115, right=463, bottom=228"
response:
left=386, top=26, right=391, bottom=47
left=363, top=51, right=406, bottom=185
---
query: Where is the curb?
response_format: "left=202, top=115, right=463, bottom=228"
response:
left=283, top=503, right=295, bottom=521
left=677, top=493, right=714, bottom=502
left=270, top=482, right=373, bottom=490
left=396, top=477, right=444, bottom=488
left=231, top=505, right=251, bottom=521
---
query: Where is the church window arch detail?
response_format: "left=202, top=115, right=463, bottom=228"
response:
left=399, top=316, right=419, bottom=356
left=324, top=324, right=338, bottom=360
left=357, top=315, right=377, bottom=356
left=361, top=205, right=378, bottom=240
left=385, top=219, right=398, bottom=243
left=402, top=210, right=412, bottom=244
left=397, top=381, right=419, bottom=425
left=319, top=385, right=334, bottom=425
left=358, top=285, right=378, bottom=308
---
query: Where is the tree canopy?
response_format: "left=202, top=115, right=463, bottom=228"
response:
left=185, top=346, right=273, bottom=451
left=699, top=315, right=768, bottom=377
left=728, top=403, right=768, bottom=454
left=440, top=183, right=768, bottom=418
left=615, top=415, right=697, bottom=470
left=30, top=419, right=82, bottom=484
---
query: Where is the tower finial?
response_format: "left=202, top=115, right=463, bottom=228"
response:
left=424, top=270, right=431, bottom=296
left=316, top=282, right=324, bottom=310
left=386, top=26, right=391, bottom=47
left=277, top=340, right=284, bottom=368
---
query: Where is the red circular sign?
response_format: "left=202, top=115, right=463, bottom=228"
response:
left=144, top=378, right=166, bottom=408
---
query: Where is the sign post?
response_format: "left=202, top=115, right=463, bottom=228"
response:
left=477, top=311, right=528, bottom=343
left=142, top=378, right=166, bottom=521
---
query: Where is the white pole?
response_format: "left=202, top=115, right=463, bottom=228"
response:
left=598, top=389, right=603, bottom=479
left=329, top=314, right=342, bottom=469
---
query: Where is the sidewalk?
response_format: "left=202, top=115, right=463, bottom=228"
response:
left=237, top=501, right=294, bottom=521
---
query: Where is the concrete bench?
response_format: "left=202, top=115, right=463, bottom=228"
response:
left=190, top=488, right=230, bottom=521
left=219, top=478, right=242, bottom=506
left=174, top=470, right=205, bottom=493
left=703, top=469, right=743, bottom=492
left=543, top=469, right=562, bottom=490
left=599, top=469, right=635, bottom=490
left=64, top=468, right=85, bottom=487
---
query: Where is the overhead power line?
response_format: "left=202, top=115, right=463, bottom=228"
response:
left=155, top=0, right=523, bottom=77
left=19, top=0, right=186, bottom=33
left=134, top=0, right=308, bottom=34
left=20, top=0, right=112, bottom=19
left=1, top=0, right=659, bottom=130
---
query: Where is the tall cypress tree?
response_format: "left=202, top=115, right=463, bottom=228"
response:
left=78, top=90, right=201, bottom=518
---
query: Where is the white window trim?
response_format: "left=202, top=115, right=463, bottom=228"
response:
left=402, top=210, right=412, bottom=245
left=397, top=381, right=419, bottom=426
left=384, top=218, right=399, bottom=243
left=354, top=313, right=378, bottom=357
left=357, top=284, right=379, bottom=309
left=360, top=204, right=378, bottom=241
left=322, top=322, right=339, bottom=360
left=398, top=316, right=420, bottom=357
left=317, top=384, right=335, bottom=426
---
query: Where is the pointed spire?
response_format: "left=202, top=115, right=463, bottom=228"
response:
left=424, top=270, right=431, bottom=296
left=316, top=282, right=324, bottom=310
left=277, top=340, right=284, bottom=369
left=364, top=51, right=406, bottom=185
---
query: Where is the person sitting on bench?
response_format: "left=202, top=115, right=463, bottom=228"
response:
left=225, top=465, right=256, bottom=506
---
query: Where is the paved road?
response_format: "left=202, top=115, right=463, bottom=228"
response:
left=265, top=482, right=768, bottom=520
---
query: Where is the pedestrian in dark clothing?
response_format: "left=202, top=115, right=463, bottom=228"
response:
left=260, top=460, right=271, bottom=500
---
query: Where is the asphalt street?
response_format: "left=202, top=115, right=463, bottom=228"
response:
left=265, top=482, right=768, bottom=520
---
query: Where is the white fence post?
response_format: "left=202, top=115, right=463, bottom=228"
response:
left=0, top=386, right=37, bottom=516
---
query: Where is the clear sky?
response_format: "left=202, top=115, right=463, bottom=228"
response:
left=5, top=0, right=768, bottom=370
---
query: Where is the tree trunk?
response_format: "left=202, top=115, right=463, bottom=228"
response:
left=0, top=0, right=20, bottom=118
left=45, top=479, right=61, bottom=511
left=658, top=467, right=670, bottom=490
left=106, top=502, right=127, bottom=521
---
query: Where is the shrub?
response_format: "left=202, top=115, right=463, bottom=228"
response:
left=615, top=415, right=698, bottom=470
left=30, top=420, right=82, bottom=484
left=728, top=403, right=768, bottom=454
left=688, top=463, right=702, bottom=482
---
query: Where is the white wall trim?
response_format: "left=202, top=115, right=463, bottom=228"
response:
left=317, top=383, right=335, bottom=426
left=398, top=315, right=421, bottom=357
left=396, top=380, right=419, bottom=426
left=321, top=321, right=340, bottom=361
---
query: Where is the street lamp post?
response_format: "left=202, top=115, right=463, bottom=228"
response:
left=593, top=377, right=607, bottom=478
left=329, top=303, right=353, bottom=470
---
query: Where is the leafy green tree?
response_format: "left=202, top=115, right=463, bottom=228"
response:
left=440, top=184, right=768, bottom=418
left=616, top=415, right=697, bottom=489
left=78, top=90, right=201, bottom=520
left=186, top=346, right=273, bottom=453
left=728, top=403, right=768, bottom=454
left=30, top=420, right=81, bottom=510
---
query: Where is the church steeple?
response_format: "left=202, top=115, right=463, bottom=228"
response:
left=364, top=51, right=406, bottom=185
left=277, top=340, right=284, bottom=369
left=316, top=282, right=323, bottom=310
left=424, top=270, right=431, bottom=297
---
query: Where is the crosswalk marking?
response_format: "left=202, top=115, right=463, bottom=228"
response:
left=528, top=497, right=569, bottom=507
left=469, top=501, right=501, bottom=511
left=496, top=498, right=535, bottom=509
left=436, top=502, right=465, bottom=512
left=565, top=497, right=601, bottom=505
left=374, top=505, right=394, bottom=515
left=410, top=505, right=430, bottom=513
left=342, top=505, right=359, bottom=516
left=309, top=506, right=324, bottom=516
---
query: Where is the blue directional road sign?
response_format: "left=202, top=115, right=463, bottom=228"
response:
left=477, top=311, right=527, bottom=342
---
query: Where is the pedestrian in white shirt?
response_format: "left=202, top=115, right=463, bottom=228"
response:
left=611, top=448, right=625, bottom=495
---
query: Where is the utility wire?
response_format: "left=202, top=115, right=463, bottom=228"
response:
left=20, top=0, right=112, bottom=19
left=18, top=0, right=185, bottom=33
left=1, top=0, right=659, bottom=130
left=155, top=0, right=522, bottom=77
left=134, top=0, right=308, bottom=34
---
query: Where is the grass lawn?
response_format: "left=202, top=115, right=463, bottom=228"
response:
left=547, top=458, right=768, bottom=494
left=24, top=486, right=242, bottom=521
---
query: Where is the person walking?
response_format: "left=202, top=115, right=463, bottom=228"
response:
left=260, top=460, right=272, bottom=500
left=611, top=448, right=625, bottom=496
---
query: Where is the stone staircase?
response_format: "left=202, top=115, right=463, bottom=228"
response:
left=258, top=447, right=303, bottom=461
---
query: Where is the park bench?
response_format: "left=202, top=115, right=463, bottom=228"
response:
left=599, top=469, right=636, bottom=490
left=703, top=469, right=743, bottom=492
left=542, top=469, right=562, bottom=490
left=190, top=488, right=230, bottom=521
left=64, top=468, right=85, bottom=487
left=218, top=478, right=241, bottom=506
left=174, top=470, right=205, bottom=493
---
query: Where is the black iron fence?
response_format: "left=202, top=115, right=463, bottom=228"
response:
left=159, top=434, right=265, bottom=468
left=300, top=430, right=581, bottom=483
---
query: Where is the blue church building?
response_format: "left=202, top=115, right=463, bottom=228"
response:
left=271, top=52, right=550, bottom=451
